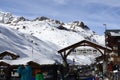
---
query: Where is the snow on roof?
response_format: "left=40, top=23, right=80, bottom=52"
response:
left=106, top=30, right=120, bottom=36
left=0, top=50, right=18, bottom=55
left=0, top=58, right=31, bottom=65
left=0, top=56, right=56, bottom=65
left=110, top=32, right=120, bottom=36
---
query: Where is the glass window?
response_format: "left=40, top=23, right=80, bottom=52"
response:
left=113, top=45, right=118, bottom=50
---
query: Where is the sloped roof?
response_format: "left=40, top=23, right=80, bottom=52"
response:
left=0, top=61, right=10, bottom=66
left=0, top=51, right=19, bottom=60
left=58, top=40, right=112, bottom=53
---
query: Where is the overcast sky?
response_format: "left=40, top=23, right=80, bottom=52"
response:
left=0, top=0, right=120, bottom=35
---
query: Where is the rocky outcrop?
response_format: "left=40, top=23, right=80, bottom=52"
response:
left=0, top=12, right=13, bottom=23
left=34, top=16, right=50, bottom=21
left=72, top=21, right=90, bottom=30
left=0, top=11, right=29, bottom=24
left=57, top=25, right=68, bottom=30
left=51, top=19, right=61, bottom=24
left=18, top=16, right=28, bottom=21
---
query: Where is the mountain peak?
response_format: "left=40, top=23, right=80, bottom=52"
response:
left=34, top=16, right=50, bottom=21
left=0, top=11, right=13, bottom=23
left=72, top=21, right=90, bottom=30
left=0, top=11, right=28, bottom=24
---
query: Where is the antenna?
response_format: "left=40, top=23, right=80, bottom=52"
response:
left=103, top=24, right=107, bottom=31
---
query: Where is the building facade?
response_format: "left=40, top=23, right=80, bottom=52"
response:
left=105, top=30, right=120, bottom=64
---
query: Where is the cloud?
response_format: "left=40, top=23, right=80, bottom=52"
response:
left=85, top=0, right=120, bottom=7
left=53, top=0, right=65, bottom=4
left=53, top=0, right=68, bottom=5
left=74, top=1, right=120, bottom=28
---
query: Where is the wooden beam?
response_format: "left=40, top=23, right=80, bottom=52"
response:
left=58, top=40, right=112, bottom=53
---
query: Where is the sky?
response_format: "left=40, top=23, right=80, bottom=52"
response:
left=0, top=0, right=120, bottom=35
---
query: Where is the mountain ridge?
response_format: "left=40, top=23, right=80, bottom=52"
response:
left=0, top=11, right=105, bottom=47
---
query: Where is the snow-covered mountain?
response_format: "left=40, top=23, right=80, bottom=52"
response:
left=0, top=11, right=105, bottom=65
left=0, top=24, right=61, bottom=65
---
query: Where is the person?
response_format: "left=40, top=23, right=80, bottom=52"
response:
left=35, top=72, right=44, bottom=80
left=107, top=61, right=113, bottom=79
left=25, top=65, right=32, bottom=80
left=108, top=61, right=113, bottom=72
left=112, top=64, right=119, bottom=80
left=17, top=65, right=32, bottom=80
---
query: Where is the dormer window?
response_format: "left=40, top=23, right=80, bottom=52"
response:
left=2, top=55, right=12, bottom=60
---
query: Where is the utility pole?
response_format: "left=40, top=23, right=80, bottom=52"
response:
left=103, top=24, right=107, bottom=76
left=32, top=46, right=33, bottom=59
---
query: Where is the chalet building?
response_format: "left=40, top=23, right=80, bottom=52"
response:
left=0, top=51, right=58, bottom=80
left=105, top=30, right=120, bottom=64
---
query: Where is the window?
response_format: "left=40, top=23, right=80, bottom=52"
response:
left=113, top=45, right=118, bottom=50
left=11, top=69, right=19, bottom=78
left=2, top=55, right=12, bottom=60
left=0, top=66, right=7, bottom=80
